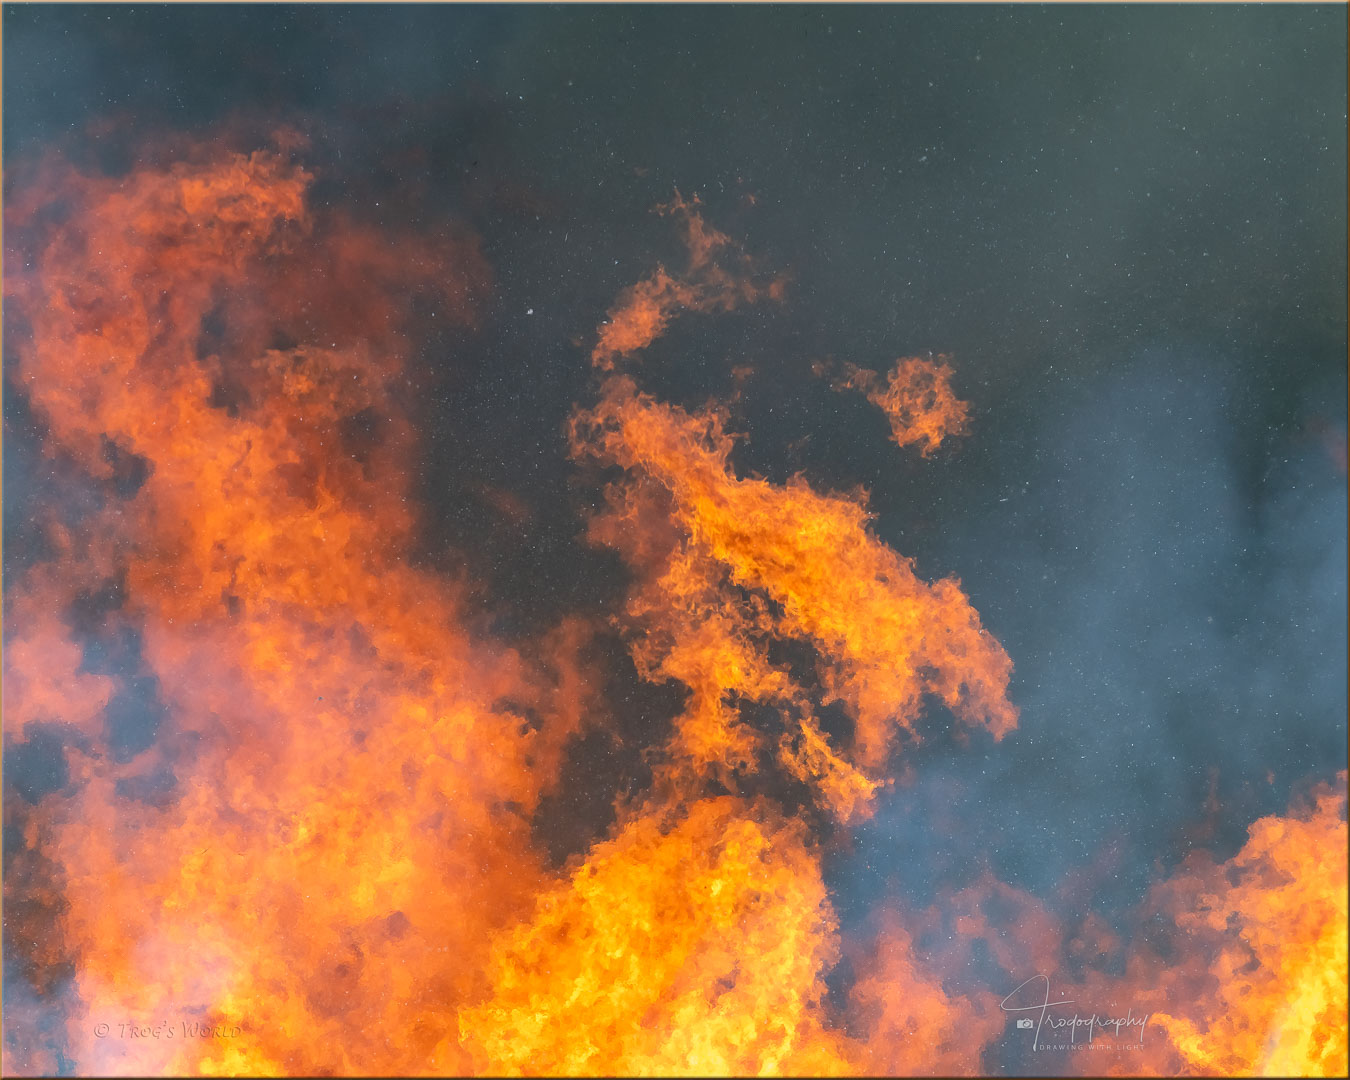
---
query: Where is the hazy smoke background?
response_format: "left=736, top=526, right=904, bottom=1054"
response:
left=5, top=4, right=1346, bottom=1073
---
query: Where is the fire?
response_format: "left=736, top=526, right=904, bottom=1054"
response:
left=460, top=797, right=856, bottom=1076
left=913, top=777, right=1350, bottom=1078
left=848, top=913, right=1006, bottom=1076
left=1144, top=773, right=1348, bottom=1077
left=591, top=191, right=783, bottom=370
left=454, top=196, right=1019, bottom=1072
left=833, top=357, right=971, bottom=456
left=5, top=142, right=1344, bottom=1080
left=570, top=375, right=1017, bottom=821
left=454, top=361, right=1018, bottom=1070
left=4, top=144, right=590, bottom=1076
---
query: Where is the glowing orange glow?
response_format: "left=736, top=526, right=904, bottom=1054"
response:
left=923, top=778, right=1350, bottom=1079
left=835, top=357, right=971, bottom=456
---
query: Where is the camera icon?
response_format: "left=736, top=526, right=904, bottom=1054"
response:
left=1016, top=1018, right=1034, bottom=1029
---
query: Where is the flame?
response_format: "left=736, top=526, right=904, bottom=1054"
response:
left=569, top=375, right=1016, bottom=821
left=3, top=145, right=591, bottom=1076
left=833, top=357, right=971, bottom=456
left=6, top=140, right=1342, bottom=1080
left=848, top=913, right=1006, bottom=1076
left=591, top=191, right=783, bottom=370
left=904, top=777, right=1349, bottom=1078
left=460, top=796, right=857, bottom=1076
left=1143, top=773, right=1348, bottom=1077
left=451, top=201, right=1020, bottom=1073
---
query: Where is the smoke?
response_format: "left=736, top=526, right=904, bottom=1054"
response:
left=961, top=354, right=1344, bottom=898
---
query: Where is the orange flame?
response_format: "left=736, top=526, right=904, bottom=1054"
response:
left=461, top=796, right=857, bottom=1076
left=570, top=375, right=1016, bottom=821
left=848, top=913, right=1007, bottom=1076
left=455, top=199, right=1019, bottom=1073
left=6, top=139, right=1343, bottom=1080
left=4, top=145, right=592, bottom=1076
left=834, top=357, right=971, bottom=456
left=1143, top=773, right=1348, bottom=1077
left=904, top=776, right=1349, bottom=1078
left=591, top=191, right=783, bottom=369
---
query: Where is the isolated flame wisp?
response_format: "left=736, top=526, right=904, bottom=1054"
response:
left=591, top=191, right=784, bottom=370
left=832, top=357, right=971, bottom=456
